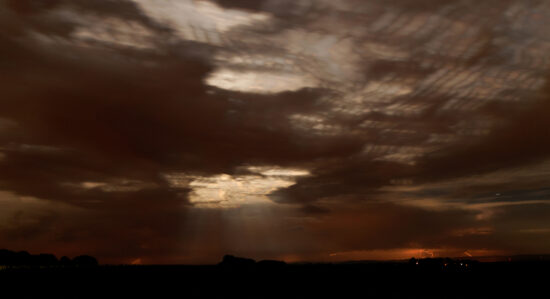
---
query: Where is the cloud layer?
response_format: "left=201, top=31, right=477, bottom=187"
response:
left=1, top=0, right=549, bottom=263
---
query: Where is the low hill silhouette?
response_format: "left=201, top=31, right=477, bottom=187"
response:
left=1, top=254, right=548, bottom=298
left=0, top=249, right=98, bottom=267
left=218, top=255, right=287, bottom=271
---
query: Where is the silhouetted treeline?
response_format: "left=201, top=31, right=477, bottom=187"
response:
left=0, top=249, right=98, bottom=267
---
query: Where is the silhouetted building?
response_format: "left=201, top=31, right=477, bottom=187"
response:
left=0, top=249, right=98, bottom=267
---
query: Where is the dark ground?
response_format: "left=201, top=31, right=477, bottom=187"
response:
left=1, top=257, right=548, bottom=298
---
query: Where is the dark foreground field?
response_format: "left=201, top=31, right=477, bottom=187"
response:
left=1, top=257, right=548, bottom=298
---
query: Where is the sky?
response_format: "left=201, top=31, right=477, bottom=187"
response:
left=1, top=0, right=549, bottom=265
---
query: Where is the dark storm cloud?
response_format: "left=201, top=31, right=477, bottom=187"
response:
left=269, top=160, right=415, bottom=204
left=0, top=0, right=362, bottom=262
left=1, top=0, right=550, bottom=263
left=0, top=1, right=342, bottom=207
left=416, top=88, right=550, bottom=180
left=260, top=0, right=550, bottom=207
